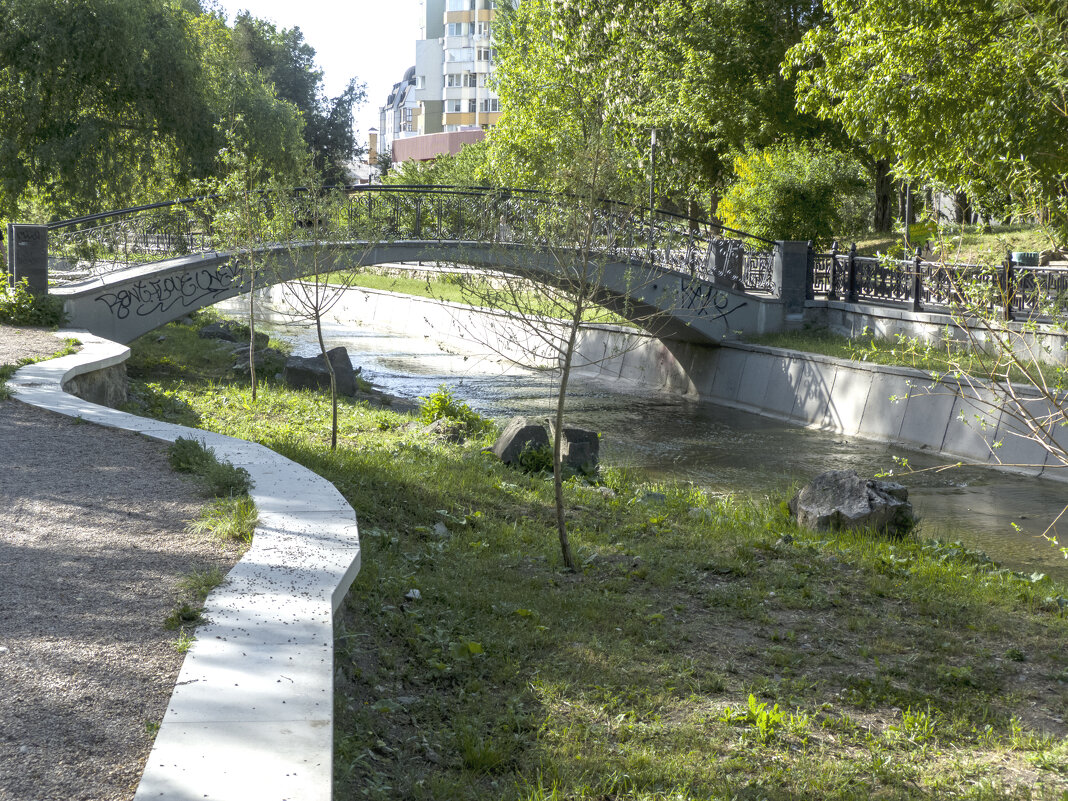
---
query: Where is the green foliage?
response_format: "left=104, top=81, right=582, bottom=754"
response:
left=786, top=0, right=1068, bottom=246
left=168, top=436, right=252, bottom=498
left=719, top=141, right=871, bottom=247
left=0, top=280, right=65, bottom=326
left=418, top=384, right=492, bottom=434
left=516, top=444, right=554, bottom=475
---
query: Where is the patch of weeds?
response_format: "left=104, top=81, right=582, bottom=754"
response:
left=418, top=383, right=493, bottom=435
left=165, top=566, right=226, bottom=630
left=456, top=724, right=513, bottom=774
left=164, top=602, right=205, bottom=630
left=720, top=694, right=790, bottom=745
left=885, top=705, right=938, bottom=749
left=187, top=496, right=258, bottom=543
left=144, top=720, right=161, bottom=736
left=516, top=443, right=553, bottom=474
left=173, top=629, right=195, bottom=654
left=168, top=436, right=252, bottom=497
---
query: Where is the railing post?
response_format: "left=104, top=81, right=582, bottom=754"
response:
left=912, top=245, right=923, bottom=311
left=6, top=223, right=48, bottom=294
left=1003, top=251, right=1016, bottom=321
left=827, top=240, right=839, bottom=300
left=413, top=196, right=422, bottom=239
left=805, top=240, right=815, bottom=301
left=773, top=240, right=809, bottom=316
left=847, top=242, right=858, bottom=303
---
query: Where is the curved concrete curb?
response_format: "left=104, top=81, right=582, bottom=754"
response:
left=10, top=331, right=360, bottom=801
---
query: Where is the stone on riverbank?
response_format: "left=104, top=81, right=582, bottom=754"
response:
left=491, top=417, right=599, bottom=474
left=282, top=347, right=360, bottom=396
left=789, top=469, right=915, bottom=536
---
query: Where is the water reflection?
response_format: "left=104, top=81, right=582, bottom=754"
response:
left=224, top=300, right=1068, bottom=579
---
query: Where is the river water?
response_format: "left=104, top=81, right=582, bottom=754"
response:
left=221, top=298, right=1068, bottom=580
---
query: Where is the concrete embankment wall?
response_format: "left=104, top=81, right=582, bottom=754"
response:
left=263, top=283, right=1068, bottom=482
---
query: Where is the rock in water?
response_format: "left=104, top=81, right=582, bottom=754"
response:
left=282, top=346, right=358, bottom=396
left=789, top=469, right=915, bottom=536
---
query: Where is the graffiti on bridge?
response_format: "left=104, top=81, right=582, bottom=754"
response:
left=95, top=260, right=243, bottom=319
left=677, top=276, right=749, bottom=324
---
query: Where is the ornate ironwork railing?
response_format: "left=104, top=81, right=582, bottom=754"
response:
left=46, top=198, right=217, bottom=283
left=810, top=242, right=1068, bottom=323
left=42, top=186, right=779, bottom=294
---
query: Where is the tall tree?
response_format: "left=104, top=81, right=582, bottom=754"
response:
left=0, top=0, right=217, bottom=217
left=490, top=0, right=840, bottom=215
left=232, top=12, right=366, bottom=182
left=785, top=0, right=1068, bottom=244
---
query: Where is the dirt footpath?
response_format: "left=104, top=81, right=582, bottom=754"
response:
left=0, top=326, right=242, bottom=801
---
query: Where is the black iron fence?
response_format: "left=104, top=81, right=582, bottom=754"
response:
left=809, top=242, right=1068, bottom=323
left=40, top=185, right=779, bottom=293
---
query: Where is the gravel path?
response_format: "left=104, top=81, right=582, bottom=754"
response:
left=0, top=327, right=243, bottom=801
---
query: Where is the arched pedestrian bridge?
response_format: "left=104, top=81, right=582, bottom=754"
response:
left=6, top=186, right=809, bottom=345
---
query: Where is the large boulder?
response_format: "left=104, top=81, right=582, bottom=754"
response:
left=789, top=469, right=915, bottom=536
left=282, top=347, right=359, bottom=396
left=491, top=417, right=550, bottom=465
left=559, top=426, right=600, bottom=474
left=491, top=417, right=599, bottom=473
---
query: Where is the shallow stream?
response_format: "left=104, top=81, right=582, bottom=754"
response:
left=220, top=297, right=1068, bottom=580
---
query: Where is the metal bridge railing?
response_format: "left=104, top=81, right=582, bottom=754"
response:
left=25, top=186, right=780, bottom=295
left=810, top=241, right=1068, bottom=323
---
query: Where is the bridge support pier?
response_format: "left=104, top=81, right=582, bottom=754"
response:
left=774, top=240, right=809, bottom=317
left=5, top=223, right=48, bottom=295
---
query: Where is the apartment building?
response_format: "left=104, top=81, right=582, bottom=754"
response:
left=379, top=0, right=500, bottom=163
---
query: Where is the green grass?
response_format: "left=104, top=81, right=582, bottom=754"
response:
left=746, top=327, right=1068, bottom=389
left=327, top=269, right=633, bottom=327
left=853, top=223, right=1056, bottom=263
left=124, top=317, right=1068, bottom=800
left=187, top=495, right=258, bottom=543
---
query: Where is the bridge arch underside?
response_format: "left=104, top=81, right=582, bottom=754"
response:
left=56, top=240, right=783, bottom=346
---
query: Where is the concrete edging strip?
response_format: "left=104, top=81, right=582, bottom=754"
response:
left=10, top=330, right=360, bottom=801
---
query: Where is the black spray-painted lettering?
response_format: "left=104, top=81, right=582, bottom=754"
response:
left=96, top=261, right=244, bottom=319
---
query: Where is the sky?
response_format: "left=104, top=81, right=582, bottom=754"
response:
left=216, top=0, right=424, bottom=148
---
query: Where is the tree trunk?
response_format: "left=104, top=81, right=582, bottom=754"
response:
left=315, top=307, right=338, bottom=450
left=955, top=191, right=971, bottom=225
left=873, top=159, right=893, bottom=232
left=552, top=300, right=581, bottom=573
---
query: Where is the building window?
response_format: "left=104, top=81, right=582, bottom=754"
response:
left=463, top=73, right=478, bottom=87
left=479, top=98, right=499, bottom=113
left=447, top=0, right=473, bottom=10
left=468, top=98, right=477, bottom=113
left=416, top=75, right=425, bottom=89
left=476, top=21, right=491, bottom=36
left=477, top=47, right=492, bottom=62
left=447, top=73, right=463, bottom=87
left=447, top=99, right=462, bottom=113
left=447, top=22, right=468, bottom=36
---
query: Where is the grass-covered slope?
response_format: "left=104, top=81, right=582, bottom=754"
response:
left=124, top=315, right=1068, bottom=800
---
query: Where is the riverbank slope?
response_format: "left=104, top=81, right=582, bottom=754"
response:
left=122, top=315, right=1068, bottom=800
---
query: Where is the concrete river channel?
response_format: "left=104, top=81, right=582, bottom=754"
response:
left=218, top=295, right=1068, bottom=582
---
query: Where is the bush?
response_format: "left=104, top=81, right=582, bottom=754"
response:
left=0, top=279, right=66, bottom=327
left=719, top=141, right=872, bottom=248
left=418, top=384, right=492, bottom=434
left=168, top=436, right=252, bottom=497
